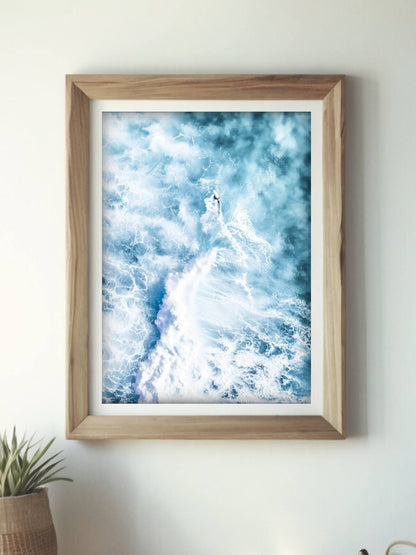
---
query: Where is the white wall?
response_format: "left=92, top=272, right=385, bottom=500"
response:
left=1, top=1, right=415, bottom=553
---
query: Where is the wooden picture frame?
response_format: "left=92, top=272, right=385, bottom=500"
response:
left=66, top=74, right=345, bottom=439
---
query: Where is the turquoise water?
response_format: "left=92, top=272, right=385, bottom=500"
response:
left=102, top=111, right=311, bottom=404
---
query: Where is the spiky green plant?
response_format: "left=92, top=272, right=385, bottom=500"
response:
left=0, top=428, right=72, bottom=497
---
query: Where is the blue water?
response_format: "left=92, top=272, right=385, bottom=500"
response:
left=102, top=111, right=311, bottom=404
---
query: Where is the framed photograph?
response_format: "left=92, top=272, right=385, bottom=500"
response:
left=66, top=74, right=345, bottom=439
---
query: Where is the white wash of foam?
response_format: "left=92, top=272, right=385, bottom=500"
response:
left=136, top=249, right=219, bottom=402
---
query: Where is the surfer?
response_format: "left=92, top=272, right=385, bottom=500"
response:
left=213, top=190, right=221, bottom=205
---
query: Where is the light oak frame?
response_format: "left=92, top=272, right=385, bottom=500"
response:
left=66, top=74, right=345, bottom=440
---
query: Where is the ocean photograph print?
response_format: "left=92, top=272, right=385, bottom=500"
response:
left=101, top=111, right=312, bottom=406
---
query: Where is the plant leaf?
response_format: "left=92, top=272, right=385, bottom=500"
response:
left=0, top=430, right=72, bottom=496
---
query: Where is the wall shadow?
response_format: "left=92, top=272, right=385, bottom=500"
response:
left=344, top=74, right=381, bottom=438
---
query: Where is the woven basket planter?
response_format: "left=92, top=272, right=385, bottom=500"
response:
left=0, top=488, right=57, bottom=554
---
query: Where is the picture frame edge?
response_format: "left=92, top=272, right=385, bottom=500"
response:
left=66, top=74, right=346, bottom=440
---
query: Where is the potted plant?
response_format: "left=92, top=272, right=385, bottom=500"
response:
left=0, top=428, right=72, bottom=555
